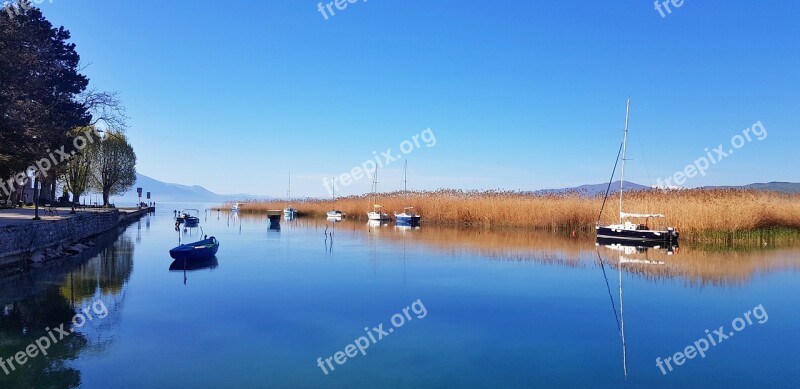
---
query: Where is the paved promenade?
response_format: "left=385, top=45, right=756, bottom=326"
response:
left=0, top=207, right=141, bottom=227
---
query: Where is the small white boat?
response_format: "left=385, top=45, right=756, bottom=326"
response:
left=284, top=173, right=297, bottom=217
left=231, top=203, right=241, bottom=212
left=368, top=205, right=391, bottom=221
left=326, top=176, right=344, bottom=220
left=367, top=167, right=391, bottom=221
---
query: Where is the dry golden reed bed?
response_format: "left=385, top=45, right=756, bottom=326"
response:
left=227, top=189, right=800, bottom=233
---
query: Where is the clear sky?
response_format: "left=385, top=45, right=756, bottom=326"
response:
left=42, top=0, right=799, bottom=197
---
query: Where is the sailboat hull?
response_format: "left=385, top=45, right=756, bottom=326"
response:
left=367, top=212, right=391, bottom=221
left=595, top=226, right=678, bottom=243
left=395, top=215, right=421, bottom=223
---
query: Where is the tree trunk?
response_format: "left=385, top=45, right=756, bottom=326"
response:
left=103, top=190, right=110, bottom=207
left=33, top=176, right=40, bottom=219
left=49, top=179, right=57, bottom=202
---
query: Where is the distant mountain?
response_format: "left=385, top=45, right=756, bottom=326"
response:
left=533, top=181, right=650, bottom=196
left=535, top=181, right=800, bottom=196
left=116, top=173, right=271, bottom=203
left=703, top=181, right=800, bottom=194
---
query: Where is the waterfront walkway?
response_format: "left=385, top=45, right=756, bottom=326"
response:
left=0, top=207, right=143, bottom=228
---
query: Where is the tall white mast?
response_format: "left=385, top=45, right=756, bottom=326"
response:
left=619, top=98, right=630, bottom=224
left=403, top=160, right=408, bottom=192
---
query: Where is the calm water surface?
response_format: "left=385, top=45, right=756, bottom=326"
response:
left=1, top=203, right=799, bottom=388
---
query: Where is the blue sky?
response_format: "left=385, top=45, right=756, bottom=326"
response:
left=42, top=0, right=799, bottom=197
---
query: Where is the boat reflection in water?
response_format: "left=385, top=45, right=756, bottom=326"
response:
left=596, top=237, right=678, bottom=253
left=395, top=220, right=421, bottom=231
left=367, top=219, right=390, bottom=229
left=169, top=257, right=219, bottom=285
left=169, top=257, right=219, bottom=272
left=595, top=238, right=674, bottom=379
left=268, top=220, right=281, bottom=231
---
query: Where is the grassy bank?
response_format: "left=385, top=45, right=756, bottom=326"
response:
left=224, top=189, right=800, bottom=240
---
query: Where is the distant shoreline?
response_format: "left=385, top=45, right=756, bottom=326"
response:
left=215, top=188, right=800, bottom=245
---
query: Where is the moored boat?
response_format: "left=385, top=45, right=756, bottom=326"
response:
left=394, top=207, right=421, bottom=224
left=181, top=209, right=200, bottom=226
left=368, top=204, right=391, bottom=221
left=266, top=210, right=282, bottom=222
left=283, top=173, right=297, bottom=218
left=326, top=210, right=344, bottom=218
left=395, top=160, right=422, bottom=224
left=595, top=99, right=678, bottom=245
left=367, top=166, right=391, bottom=221
left=169, top=236, right=219, bottom=260
left=326, top=176, right=344, bottom=220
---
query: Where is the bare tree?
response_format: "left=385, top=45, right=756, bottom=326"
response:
left=79, top=88, right=128, bottom=132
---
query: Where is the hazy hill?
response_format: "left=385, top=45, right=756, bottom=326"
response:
left=116, top=173, right=270, bottom=203
left=533, top=181, right=650, bottom=196
left=703, top=181, right=800, bottom=194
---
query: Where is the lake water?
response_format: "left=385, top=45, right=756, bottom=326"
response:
left=1, top=203, right=799, bottom=388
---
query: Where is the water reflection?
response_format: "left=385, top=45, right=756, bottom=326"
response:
left=342, top=219, right=798, bottom=286
left=169, top=257, right=219, bottom=286
left=0, top=230, right=133, bottom=388
left=595, top=240, right=673, bottom=380
left=395, top=221, right=421, bottom=231
left=219, top=214, right=800, bottom=286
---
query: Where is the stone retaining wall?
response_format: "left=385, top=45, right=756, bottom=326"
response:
left=0, top=209, right=148, bottom=261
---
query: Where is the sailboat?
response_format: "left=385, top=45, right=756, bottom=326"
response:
left=283, top=172, right=297, bottom=218
left=367, top=166, right=391, bottom=221
left=596, top=99, right=679, bottom=244
left=326, top=176, right=344, bottom=219
left=394, top=160, right=421, bottom=224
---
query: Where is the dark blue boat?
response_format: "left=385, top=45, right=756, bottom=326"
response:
left=394, top=207, right=421, bottom=224
left=180, top=208, right=200, bottom=226
left=395, top=214, right=421, bottom=224
left=169, top=236, right=219, bottom=260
